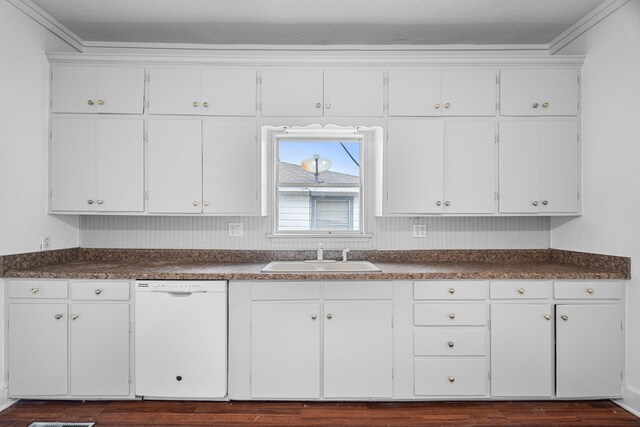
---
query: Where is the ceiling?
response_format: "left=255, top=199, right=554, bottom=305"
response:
left=31, top=0, right=606, bottom=46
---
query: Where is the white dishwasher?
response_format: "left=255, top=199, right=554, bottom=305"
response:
left=135, top=280, right=227, bottom=399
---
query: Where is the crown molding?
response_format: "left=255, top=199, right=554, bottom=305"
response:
left=7, top=0, right=83, bottom=51
left=549, top=0, right=631, bottom=54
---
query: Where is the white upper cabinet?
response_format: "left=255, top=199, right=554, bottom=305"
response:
left=500, top=68, right=579, bottom=116
left=201, top=69, right=257, bottom=116
left=202, top=120, right=259, bottom=215
left=388, top=69, right=442, bottom=117
left=499, top=119, right=578, bottom=214
left=261, top=69, right=324, bottom=117
left=441, top=69, right=497, bottom=116
left=50, top=118, right=144, bottom=213
left=261, top=69, right=383, bottom=117
left=147, top=120, right=203, bottom=214
left=149, top=68, right=257, bottom=116
left=324, top=70, right=384, bottom=117
left=51, top=65, right=145, bottom=114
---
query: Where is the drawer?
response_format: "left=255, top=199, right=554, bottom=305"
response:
left=414, top=281, right=487, bottom=300
left=554, top=281, right=623, bottom=300
left=490, top=281, right=550, bottom=300
left=414, top=303, right=487, bottom=326
left=415, top=358, right=487, bottom=396
left=251, top=281, right=321, bottom=300
left=324, top=281, right=392, bottom=300
left=71, top=281, right=130, bottom=301
left=414, top=330, right=486, bottom=356
left=7, top=279, right=68, bottom=299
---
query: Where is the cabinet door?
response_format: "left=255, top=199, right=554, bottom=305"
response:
left=539, top=120, right=579, bottom=213
left=443, top=120, right=496, bottom=214
left=556, top=305, right=622, bottom=398
left=148, top=68, right=202, bottom=115
left=442, top=69, right=496, bottom=116
left=147, top=120, right=202, bottom=214
left=96, top=67, right=145, bottom=114
left=499, top=121, right=540, bottom=213
left=201, top=69, right=256, bottom=116
left=50, top=118, right=96, bottom=212
left=96, top=120, right=144, bottom=212
left=51, top=65, right=98, bottom=113
left=490, top=304, right=553, bottom=397
left=261, top=69, right=323, bottom=117
left=388, top=69, right=442, bottom=117
left=202, top=120, right=258, bottom=215
left=324, top=70, right=384, bottom=117
left=500, top=69, right=540, bottom=116
left=387, top=119, right=444, bottom=214
left=324, top=301, right=392, bottom=398
left=70, top=304, right=130, bottom=396
left=8, top=304, right=68, bottom=396
left=539, top=69, right=579, bottom=116
left=251, top=303, right=320, bottom=398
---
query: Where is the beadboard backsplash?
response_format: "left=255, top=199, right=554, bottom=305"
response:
left=80, top=216, right=550, bottom=250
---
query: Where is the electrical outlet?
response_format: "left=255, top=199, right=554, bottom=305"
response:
left=41, top=235, right=52, bottom=251
left=228, top=223, right=244, bottom=237
left=412, top=225, right=427, bottom=238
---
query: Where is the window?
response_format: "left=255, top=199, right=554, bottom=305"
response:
left=275, top=136, right=363, bottom=235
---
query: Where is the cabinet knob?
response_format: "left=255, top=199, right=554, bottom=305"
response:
left=95, top=288, right=102, bottom=295
left=543, top=102, right=549, bottom=108
left=533, top=103, right=539, bottom=108
left=517, top=288, right=525, bottom=295
left=325, top=103, right=331, bottom=109
left=316, top=103, right=321, bottom=109
left=97, top=200, right=104, bottom=205
left=71, top=314, right=79, bottom=320
left=326, top=313, right=333, bottom=320
left=436, top=201, right=442, bottom=206
left=31, top=288, right=39, bottom=294
left=193, top=201, right=199, bottom=206
left=542, top=200, right=548, bottom=206
left=586, top=288, right=595, bottom=294
left=54, top=314, right=63, bottom=320
left=561, top=314, right=569, bottom=321
left=97, top=99, right=104, bottom=105
left=447, top=341, right=455, bottom=348
left=448, top=288, right=455, bottom=294
left=532, top=201, right=539, bottom=207
left=434, top=103, right=441, bottom=109
left=311, top=314, right=317, bottom=320
left=87, top=199, right=94, bottom=205
left=448, top=376, right=455, bottom=383
left=87, top=99, right=94, bottom=105
left=448, top=313, right=456, bottom=319
left=444, top=201, right=451, bottom=207
left=444, top=103, right=451, bottom=109
left=193, top=101, right=199, bottom=107
left=544, top=314, right=551, bottom=320
left=203, top=102, right=209, bottom=108
left=204, top=201, right=209, bottom=207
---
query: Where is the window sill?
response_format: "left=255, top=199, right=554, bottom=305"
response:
left=267, top=233, right=373, bottom=243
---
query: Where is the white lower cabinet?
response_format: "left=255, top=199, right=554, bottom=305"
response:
left=415, top=358, right=487, bottom=396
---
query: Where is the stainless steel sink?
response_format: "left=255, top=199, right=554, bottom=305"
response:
left=261, top=260, right=381, bottom=273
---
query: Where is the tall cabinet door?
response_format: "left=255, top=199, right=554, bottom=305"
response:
left=96, top=67, right=145, bottom=114
left=51, top=65, right=98, bottom=113
left=261, top=69, right=324, bottom=117
left=539, top=120, right=579, bottom=213
left=96, top=119, right=144, bottom=212
left=442, top=69, right=497, bottom=116
left=324, top=70, right=384, bottom=117
left=556, top=305, right=622, bottom=398
left=148, top=68, right=202, bottom=115
left=50, top=118, right=96, bottom=212
left=388, top=69, right=442, bottom=117
left=323, top=302, right=393, bottom=398
left=201, top=69, right=257, bottom=116
left=251, top=303, right=321, bottom=398
left=202, top=120, right=258, bottom=215
left=490, top=304, right=553, bottom=397
left=499, top=69, right=540, bottom=116
left=443, top=120, right=496, bottom=214
left=499, top=120, right=540, bottom=213
left=147, top=120, right=202, bottom=214
left=539, top=69, right=579, bottom=116
left=8, top=304, right=68, bottom=396
left=386, top=119, right=444, bottom=214
left=70, top=304, right=130, bottom=396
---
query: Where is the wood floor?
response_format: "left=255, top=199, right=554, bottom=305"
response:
left=0, top=400, right=637, bottom=426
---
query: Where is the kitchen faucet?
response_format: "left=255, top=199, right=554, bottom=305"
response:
left=342, top=248, right=351, bottom=262
left=317, top=243, right=324, bottom=261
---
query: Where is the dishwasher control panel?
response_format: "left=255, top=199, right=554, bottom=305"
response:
left=135, top=280, right=227, bottom=293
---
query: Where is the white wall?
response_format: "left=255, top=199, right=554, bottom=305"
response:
left=552, top=0, right=640, bottom=412
left=0, top=0, right=80, bottom=257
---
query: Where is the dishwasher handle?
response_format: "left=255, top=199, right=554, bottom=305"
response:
left=151, top=289, right=208, bottom=294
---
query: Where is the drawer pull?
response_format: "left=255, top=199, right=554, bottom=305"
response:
left=517, top=288, right=525, bottom=295
left=95, top=288, right=103, bottom=295
left=448, top=288, right=455, bottom=294
left=326, top=313, right=333, bottom=320
left=54, top=314, right=63, bottom=320
left=447, top=341, right=455, bottom=348
left=31, top=288, right=39, bottom=294
left=71, top=314, right=79, bottom=320
left=311, top=314, right=317, bottom=320
left=544, top=314, right=551, bottom=320
left=448, top=313, right=456, bottom=320
left=448, top=376, right=455, bottom=383
left=586, top=288, right=595, bottom=294
left=561, top=315, right=569, bottom=321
